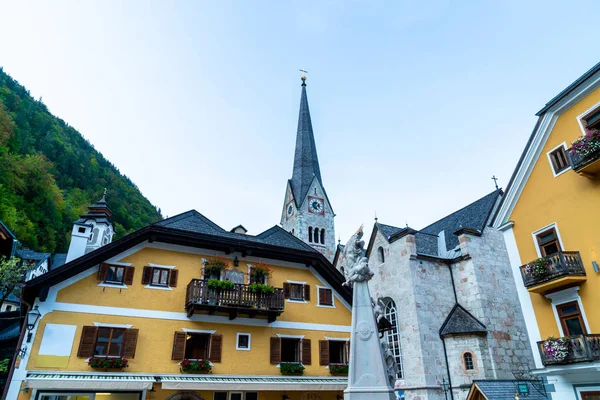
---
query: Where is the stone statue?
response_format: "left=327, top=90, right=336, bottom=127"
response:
left=381, top=341, right=398, bottom=386
left=372, top=297, right=385, bottom=325
left=343, top=225, right=374, bottom=285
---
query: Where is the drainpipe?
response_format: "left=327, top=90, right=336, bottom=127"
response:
left=439, top=261, right=457, bottom=400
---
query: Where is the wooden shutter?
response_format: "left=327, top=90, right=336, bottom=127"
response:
left=124, top=267, right=135, bottom=285
left=326, top=289, right=333, bottom=306
left=283, top=282, right=290, bottom=299
left=122, top=328, right=139, bottom=359
left=303, top=284, right=311, bottom=301
left=169, top=269, right=179, bottom=288
left=77, top=326, right=98, bottom=357
left=270, top=337, right=281, bottom=364
left=302, top=339, right=311, bottom=365
left=172, top=331, right=187, bottom=360
left=141, top=266, right=152, bottom=284
left=319, top=340, right=330, bottom=365
left=209, top=334, right=222, bottom=363
left=97, top=263, right=108, bottom=281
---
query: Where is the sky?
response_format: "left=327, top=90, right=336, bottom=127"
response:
left=1, top=1, right=599, bottom=243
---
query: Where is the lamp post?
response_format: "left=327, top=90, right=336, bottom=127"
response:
left=26, top=305, right=41, bottom=343
left=440, top=379, right=450, bottom=400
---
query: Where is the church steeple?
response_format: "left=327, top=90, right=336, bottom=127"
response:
left=291, top=77, right=322, bottom=202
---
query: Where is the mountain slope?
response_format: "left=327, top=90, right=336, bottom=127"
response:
left=0, top=67, right=162, bottom=253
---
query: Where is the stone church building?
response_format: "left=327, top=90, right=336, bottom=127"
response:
left=334, top=191, right=536, bottom=400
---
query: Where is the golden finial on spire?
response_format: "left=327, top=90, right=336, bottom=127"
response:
left=300, top=69, right=308, bottom=84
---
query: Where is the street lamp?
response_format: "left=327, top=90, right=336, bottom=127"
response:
left=26, top=305, right=41, bottom=343
left=440, top=379, right=450, bottom=400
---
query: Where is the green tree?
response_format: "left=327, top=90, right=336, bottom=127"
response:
left=0, top=256, right=25, bottom=307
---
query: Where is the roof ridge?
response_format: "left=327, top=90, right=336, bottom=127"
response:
left=154, top=210, right=226, bottom=232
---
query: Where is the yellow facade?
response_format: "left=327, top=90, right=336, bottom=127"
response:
left=508, top=86, right=600, bottom=338
left=14, top=245, right=351, bottom=400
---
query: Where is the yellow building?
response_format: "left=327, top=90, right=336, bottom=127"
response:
left=5, top=207, right=352, bottom=400
left=492, top=61, right=600, bottom=400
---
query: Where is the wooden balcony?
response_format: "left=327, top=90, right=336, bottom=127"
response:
left=538, top=334, right=600, bottom=366
left=568, top=148, right=600, bottom=177
left=185, top=279, right=285, bottom=322
left=519, top=251, right=586, bottom=294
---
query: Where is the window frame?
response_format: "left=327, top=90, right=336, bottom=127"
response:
left=577, top=100, right=600, bottom=134
left=94, top=327, right=127, bottom=357
left=308, top=227, right=313, bottom=243
left=236, top=332, right=251, bottom=351
left=546, top=142, right=571, bottom=177
left=383, top=298, right=404, bottom=379
left=184, top=332, right=212, bottom=360
left=289, top=283, right=305, bottom=301
left=327, top=339, right=349, bottom=364
left=377, top=246, right=385, bottom=264
left=531, top=223, right=565, bottom=258
left=462, top=351, right=476, bottom=372
left=280, top=337, right=301, bottom=364
left=150, top=267, right=170, bottom=287
left=557, top=300, right=588, bottom=336
left=317, top=286, right=335, bottom=308
left=104, top=265, right=126, bottom=285
left=244, top=393, right=259, bottom=400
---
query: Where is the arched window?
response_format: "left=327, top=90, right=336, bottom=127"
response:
left=378, top=246, right=385, bottom=263
left=320, top=229, right=325, bottom=244
left=314, top=228, right=319, bottom=243
left=383, top=298, right=403, bottom=379
left=308, top=227, right=313, bottom=243
left=463, top=351, right=474, bottom=371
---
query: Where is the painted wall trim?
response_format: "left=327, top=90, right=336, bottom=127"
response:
left=546, top=142, right=572, bottom=178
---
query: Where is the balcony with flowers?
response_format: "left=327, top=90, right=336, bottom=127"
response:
left=568, top=129, right=600, bottom=177
left=519, top=252, right=586, bottom=294
left=538, top=335, right=600, bottom=366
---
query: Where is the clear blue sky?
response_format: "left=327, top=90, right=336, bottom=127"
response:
left=1, top=1, right=599, bottom=242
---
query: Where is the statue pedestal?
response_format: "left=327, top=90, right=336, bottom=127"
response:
left=344, top=281, right=395, bottom=400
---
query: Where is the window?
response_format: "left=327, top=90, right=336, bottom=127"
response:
left=214, top=393, right=228, bottom=400
left=142, top=266, right=178, bottom=288
left=314, top=228, right=319, bottom=243
left=236, top=333, right=251, bottom=350
left=549, top=146, right=569, bottom=175
left=378, top=246, right=385, bottom=263
left=281, top=338, right=300, bottom=362
left=95, top=327, right=126, bottom=356
left=536, top=227, right=561, bottom=256
left=5, top=305, right=11, bottom=312
left=308, top=227, right=313, bottom=243
left=463, top=351, right=474, bottom=371
left=105, top=265, right=126, bottom=284
left=78, top=226, right=86, bottom=233
left=318, top=287, right=334, bottom=306
left=320, top=229, right=325, bottom=244
left=151, top=268, right=170, bottom=286
left=230, top=393, right=243, bottom=400
left=582, top=107, right=600, bottom=131
left=557, top=301, right=587, bottom=336
left=284, top=282, right=309, bottom=301
left=185, top=333, right=211, bottom=359
left=245, top=393, right=258, bottom=400
left=328, top=340, right=348, bottom=364
left=383, top=298, right=403, bottom=379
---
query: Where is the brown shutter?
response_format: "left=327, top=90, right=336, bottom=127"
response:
left=327, top=289, right=333, bottom=306
left=319, top=340, right=330, bottom=365
left=283, top=282, right=290, bottom=299
left=318, top=288, right=326, bottom=305
left=97, top=263, right=108, bottom=281
left=169, top=269, right=179, bottom=288
left=302, top=339, right=311, bottom=365
left=209, top=334, right=222, bottom=363
left=122, top=329, right=139, bottom=359
left=270, top=337, right=281, bottom=364
left=141, top=266, right=152, bottom=284
left=77, top=326, right=98, bottom=357
left=172, top=331, right=187, bottom=360
left=124, top=267, right=135, bottom=285
left=304, top=284, right=311, bottom=301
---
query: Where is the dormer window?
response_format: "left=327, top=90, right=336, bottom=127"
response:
left=582, top=107, right=600, bottom=131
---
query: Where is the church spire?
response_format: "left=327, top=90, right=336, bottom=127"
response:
left=291, top=76, right=322, bottom=202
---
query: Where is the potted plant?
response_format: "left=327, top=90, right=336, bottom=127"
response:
left=248, top=283, right=275, bottom=295
left=88, top=357, right=128, bottom=371
left=329, top=363, right=349, bottom=376
left=250, top=263, right=272, bottom=284
left=280, top=362, right=305, bottom=376
left=542, top=337, right=572, bottom=363
left=180, top=359, right=212, bottom=374
left=207, top=279, right=235, bottom=291
left=570, top=129, right=600, bottom=159
left=523, top=257, right=551, bottom=278
left=204, top=256, right=229, bottom=279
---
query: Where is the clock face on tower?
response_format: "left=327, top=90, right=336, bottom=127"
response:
left=308, top=196, right=324, bottom=215
left=285, top=201, right=295, bottom=220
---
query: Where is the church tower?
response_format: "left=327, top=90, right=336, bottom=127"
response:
left=281, top=76, right=335, bottom=261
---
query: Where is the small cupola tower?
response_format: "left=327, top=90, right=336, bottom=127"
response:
left=280, top=74, right=336, bottom=261
left=66, top=191, right=115, bottom=263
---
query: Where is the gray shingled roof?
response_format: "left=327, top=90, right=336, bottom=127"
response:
left=154, top=211, right=318, bottom=253
left=470, top=380, right=548, bottom=400
left=290, top=83, right=323, bottom=203
left=15, top=249, right=51, bottom=262
left=0, top=291, right=19, bottom=304
left=51, top=253, right=67, bottom=270
left=440, top=304, right=486, bottom=337
left=376, top=223, right=405, bottom=240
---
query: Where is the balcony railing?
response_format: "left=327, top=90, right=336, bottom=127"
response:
left=519, top=251, right=586, bottom=291
left=185, top=279, right=285, bottom=322
left=568, top=148, right=600, bottom=176
left=538, top=334, right=600, bottom=366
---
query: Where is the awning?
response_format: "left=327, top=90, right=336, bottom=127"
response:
left=160, top=375, right=348, bottom=391
left=25, top=373, right=154, bottom=390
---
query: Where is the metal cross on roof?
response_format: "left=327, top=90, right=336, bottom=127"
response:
left=491, top=175, right=499, bottom=190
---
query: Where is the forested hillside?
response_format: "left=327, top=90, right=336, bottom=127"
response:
left=0, top=68, right=162, bottom=254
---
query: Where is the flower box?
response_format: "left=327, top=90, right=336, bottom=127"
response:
left=542, top=337, right=572, bottom=363
left=180, top=359, right=212, bottom=374
left=570, top=129, right=600, bottom=159
left=522, top=257, right=551, bottom=278
left=204, top=257, right=229, bottom=278
left=207, top=279, right=235, bottom=291
left=280, top=362, right=305, bottom=376
left=88, top=357, right=128, bottom=371
left=329, top=363, right=349, bottom=375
